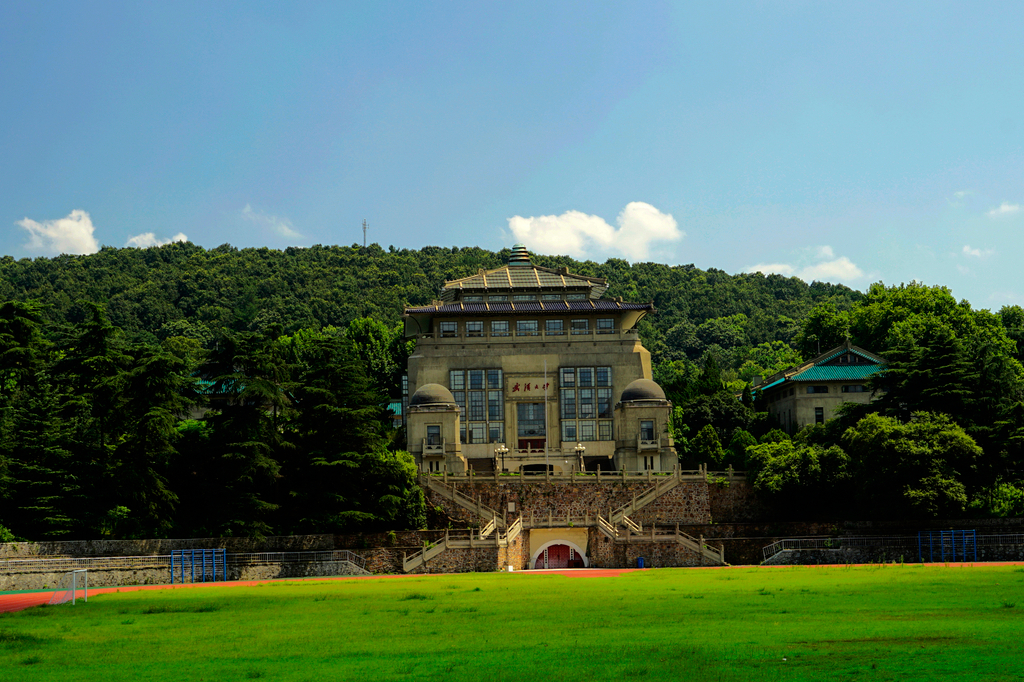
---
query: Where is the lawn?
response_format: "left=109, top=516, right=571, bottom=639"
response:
left=1, top=564, right=1022, bottom=681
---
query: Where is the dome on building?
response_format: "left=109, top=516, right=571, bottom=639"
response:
left=409, top=383, right=456, bottom=407
left=620, top=378, right=667, bottom=402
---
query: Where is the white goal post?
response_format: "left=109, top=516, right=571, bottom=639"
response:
left=48, top=569, right=88, bottom=606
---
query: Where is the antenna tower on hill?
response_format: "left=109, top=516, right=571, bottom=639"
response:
left=362, top=219, right=368, bottom=247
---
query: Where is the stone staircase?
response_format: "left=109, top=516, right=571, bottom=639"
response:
left=423, top=477, right=506, bottom=530
left=402, top=517, right=523, bottom=573
left=596, top=514, right=726, bottom=565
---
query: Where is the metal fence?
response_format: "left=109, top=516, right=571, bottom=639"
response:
left=762, top=533, right=1024, bottom=564
left=2, top=549, right=368, bottom=575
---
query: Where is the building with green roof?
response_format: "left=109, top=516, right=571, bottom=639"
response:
left=752, top=341, right=887, bottom=433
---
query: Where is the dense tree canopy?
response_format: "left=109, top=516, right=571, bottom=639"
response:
left=1, top=244, right=1022, bottom=535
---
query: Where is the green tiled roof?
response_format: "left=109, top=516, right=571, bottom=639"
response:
left=790, top=364, right=883, bottom=382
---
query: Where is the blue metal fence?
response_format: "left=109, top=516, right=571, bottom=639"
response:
left=170, top=549, right=227, bottom=584
left=918, top=530, right=977, bottom=563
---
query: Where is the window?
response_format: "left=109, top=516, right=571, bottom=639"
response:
left=488, top=391, right=503, bottom=420
left=566, top=293, right=587, bottom=300
left=807, top=386, right=829, bottom=394
left=517, top=403, right=546, bottom=437
left=463, top=295, right=484, bottom=302
left=426, top=425, right=441, bottom=445
left=643, top=456, right=654, bottom=471
left=513, top=294, right=536, bottom=301
left=560, top=366, right=612, bottom=443
left=516, top=320, right=539, bottom=336
left=596, top=318, right=614, bottom=334
left=571, top=319, right=589, bottom=335
left=842, top=385, right=868, bottom=393
left=449, top=371, right=465, bottom=391
left=489, top=295, right=508, bottom=302
left=468, top=391, right=485, bottom=421
left=488, top=423, right=504, bottom=443
left=640, top=420, right=655, bottom=441
left=448, top=369, right=503, bottom=445
left=560, top=389, right=576, bottom=419
left=428, top=460, right=441, bottom=472
left=597, top=388, right=612, bottom=418
left=466, top=321, right=484, bottom=337
left=541, top=294, right=562, bottom=301
left=545, top=319, right=565, bottom=335
left=439, top=321, right=457, bottom=338
left=579, top=388, right=595, bottom=418
left=468, top=423, right=485, bottom=443
left=491, top=321, right=509, bottom=336
left=815, top=407, right=825, bottom=424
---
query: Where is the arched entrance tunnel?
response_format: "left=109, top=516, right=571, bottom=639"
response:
left=529, top=529, right=590, bottom=569
left=533, top=543, right=587, bottom=569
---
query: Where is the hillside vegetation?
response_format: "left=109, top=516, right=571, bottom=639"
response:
left=0, top=242, right=1021, bottom=540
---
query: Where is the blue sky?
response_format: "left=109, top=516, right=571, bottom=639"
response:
left=2, top=1, right=1022, bottom=308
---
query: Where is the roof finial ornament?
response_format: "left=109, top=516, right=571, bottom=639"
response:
left=509, top=243, right=531, bottom=266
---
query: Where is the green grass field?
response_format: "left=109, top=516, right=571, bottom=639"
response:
left=1, top=565, right=1023, bottom=681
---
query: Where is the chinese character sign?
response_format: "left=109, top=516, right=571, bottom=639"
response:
left=507, top=378, right=552, bottom=395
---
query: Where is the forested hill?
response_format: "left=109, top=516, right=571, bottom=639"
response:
left=0, top=241, right=861, bottom=364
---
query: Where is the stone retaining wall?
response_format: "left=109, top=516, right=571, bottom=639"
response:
left=425, top=479, right=712, bottom=526
left=0, top=560, right=368, bottom=592
left=0, top=535, right=334, bottom=560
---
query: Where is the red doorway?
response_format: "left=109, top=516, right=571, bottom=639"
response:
left=534, top=544, right=586, bottom=569
left=518, top=438, right=545, bottom=451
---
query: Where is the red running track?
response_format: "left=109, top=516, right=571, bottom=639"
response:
left=4, top=562, right=1021, bottom=614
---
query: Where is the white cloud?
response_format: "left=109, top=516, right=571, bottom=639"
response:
left=744, top=245, right=865, bottom=285
left=507, top=202, right=682, bottom=261
left=17, top=209, right=100, bottom=256
left=798, top=256, right=864, bottom=282
left=987, top=202, right=1020, bottom=217
left=956, top=264, right=971, bottom=275
left=962, top=244, right=994, bottom=258
left=126, top=232, right=188, bottom=248
left=745, top=262, right=796, bottom=276
left=241, top=204, right=302, bottom=239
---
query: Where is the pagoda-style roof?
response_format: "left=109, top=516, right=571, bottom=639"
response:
left=438, top=244, right=608, bottom=301
left=754, top=341, right=887, bottom=392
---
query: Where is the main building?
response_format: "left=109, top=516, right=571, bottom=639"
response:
left=402, top=245, right=677, bottom=475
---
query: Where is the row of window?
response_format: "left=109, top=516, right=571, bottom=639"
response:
left=438, top=318, right=616, bottom=337
left=460, top=293, right=590, bottom=303
left=432, top=419, right=656, bottom=445
left=561, top=420, right=614, bottom=441
left=770, top=384, right=870, bottom=402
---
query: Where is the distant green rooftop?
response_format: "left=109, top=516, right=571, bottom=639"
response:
left=790, top=364, right=883, bottom=382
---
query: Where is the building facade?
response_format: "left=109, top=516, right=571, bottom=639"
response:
left=753, top=341, right=886, bottom=433
left=403, top=245, right=676, bottom=474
